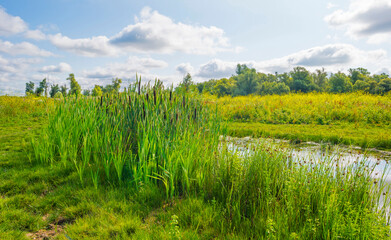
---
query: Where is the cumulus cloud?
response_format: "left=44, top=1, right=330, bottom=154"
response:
left=49, top=7, right=234, bottom=57
left=325, top=0, right=391, bottom=43
left=194, top=44, right=389, bottom=79
left=49, top=34, right=117, bottom=57
left=196, top=59, right=238, bottom=78
left=83, top=56, right=168, bottom=79
left=110, top=7, right=231, bottom=54
left=254, top=44, right=386, bottom=73
left=39, top=62, right=72, bottom=73
left=0, top=7, right=48, bottom=41
left=0, top=7, right=28, bottom=36
left=176, top=63, right=194, bottom=75
left=0, top=55, right=44, bottom=94
left=0, top=55, right=42, bottom=75
left=0, top=40, right=53, bottom=57
left=25, top=29, right=46, bottom=40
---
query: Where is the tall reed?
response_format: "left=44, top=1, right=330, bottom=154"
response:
left=32, top=78, right=222, bottom=197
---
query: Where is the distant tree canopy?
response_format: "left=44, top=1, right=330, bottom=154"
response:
left=100, top=78, right=123, bottom=94
left=49, top=84, right=60, bottom=98
left=24, top=65, right=391, bottom=98
left=25, top=81, right=35, bottom=95
left=175, top=73, right=197, bottom=93
left=92, top=85, right=103, bottom=97
left=34, top=78, right=48, bottom=97
left=68, top=73, right=81, bottom=96
left=197, top=65, right=391, bottom=97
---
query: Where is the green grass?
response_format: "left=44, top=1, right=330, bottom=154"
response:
left=227, top=122, right=391, bottom=150
left=2, top=89, right=391, bottom=239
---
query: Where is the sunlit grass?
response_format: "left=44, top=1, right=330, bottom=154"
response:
left=1, top=89, right=391, bottom=239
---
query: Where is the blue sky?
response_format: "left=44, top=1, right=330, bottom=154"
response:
left=1, top=0, right=391, bottom=94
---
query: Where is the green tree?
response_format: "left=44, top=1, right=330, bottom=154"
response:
left=312, top=68, right=328, bottom=92
left=353, top=80, right=370, bottom=92
left=236, top=64, right=249, bottom=75
left=348, top=68, right=370, bottom=84
left=373, top=73, right=389, bottom=82
left=82, top=89, right=91, bottom=96
left=379, top=78, right=391, bottom=93
left=367, top=80, right=379, bottom=94
left=329, top=72, right=352, bottom=93
left=182, top=73, right=193, bottom=91
left=176, top=73, right=195, bottom=93
left=92, top=85, right=103, bottom=97
left=277, top=73, right=292, bottom=89
left=49, top=84, right=60, bottom=98
left=112, top=78, right=122, bottom=93
left=290, top=67, right=315, bottom=93
left=258, top=82, right=290, bottom=95
left=234, top=67, right=259, bottom=96
left=25, top=81, right=35, bottom=95
left=212, top=78, right=236, bottom=97
left=67, top=73, right=81, bottom=96
left=35, top=78, right=47, bottom=96
left=60, top=85, right=68, bottom=97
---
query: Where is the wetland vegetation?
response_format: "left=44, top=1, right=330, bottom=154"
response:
left=1, top=75, right=391, bottom=239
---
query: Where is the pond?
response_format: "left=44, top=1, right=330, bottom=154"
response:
left=223, top=136, right=391, bottom=210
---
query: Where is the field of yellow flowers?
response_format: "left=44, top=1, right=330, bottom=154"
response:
left=205, top=92, right=391, bottom=149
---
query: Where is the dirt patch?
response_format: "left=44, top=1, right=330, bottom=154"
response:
left=26, top=215, right=69, bottom=240
left=26, top=223, right=65, bottom=240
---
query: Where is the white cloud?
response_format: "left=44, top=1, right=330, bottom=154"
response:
left=327, top=3, right=337, bottom=9
left=254, top=44, right=387, bottom=73
left=0, top=55, right=44, bottom=94
left=49, top=33, right=118, bottom=57
left=78, top=57, right=172, bottom=89
left=0, top=55, right=42, bottom=74
left=83, top=56, right=168, bottom=80
left=110, top=7, right=232, bottom=55
left=196, top=59, right=238, bottom=78
left=325, top=0, right=391, bottom=43
left=0, top=7, right=47, bottom=41
left=49, top=7, right=234, bottom=57
left=194, top=44, right=389, bottom=79
left=176, top=63, right=194, bottom=75
left=0, top=40, right=53, bottom=57
left=25, top=29, right=46, bottom=40
left=39, top=62, right=72, bottom=73
left=0, top=7, right=28, bottom=36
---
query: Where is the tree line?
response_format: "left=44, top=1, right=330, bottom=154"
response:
left=25, top=65, right=391, bottom=98
left=196, top=65, right=391, bottom=97
left=25, top=74, right=122, bottom=97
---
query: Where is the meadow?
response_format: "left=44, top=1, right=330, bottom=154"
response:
left=1, top=88, right=391, bottom=239
left=208, top=93, right=391, bottom=150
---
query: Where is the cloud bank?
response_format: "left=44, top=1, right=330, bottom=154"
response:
left=49, top=7, right=234, bottom=57
left=325, top=0, right=391, bottom=43
left=194, top=44, right=388, bottom=79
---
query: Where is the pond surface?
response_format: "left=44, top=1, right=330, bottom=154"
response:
left=223, top=136, right=391, bottom=209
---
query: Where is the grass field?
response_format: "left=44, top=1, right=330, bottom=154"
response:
left=1, top=91, right=391, bottom=239
left=227, top=122, right=391, bottom=150
left=208, top=93, right=391, bottom=150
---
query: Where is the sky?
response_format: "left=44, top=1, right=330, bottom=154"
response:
left=1, top=0, right=391, bottom=95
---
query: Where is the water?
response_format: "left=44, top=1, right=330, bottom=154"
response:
left=223, top=136, right=391, bottom=211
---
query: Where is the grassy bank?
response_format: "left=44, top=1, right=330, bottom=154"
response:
left=227, top=122, right=391, bottom=150
left=1, top=90, right=391, bottom=239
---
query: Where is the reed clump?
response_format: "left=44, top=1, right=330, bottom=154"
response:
left=32, top=79, right=222, bottom=198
